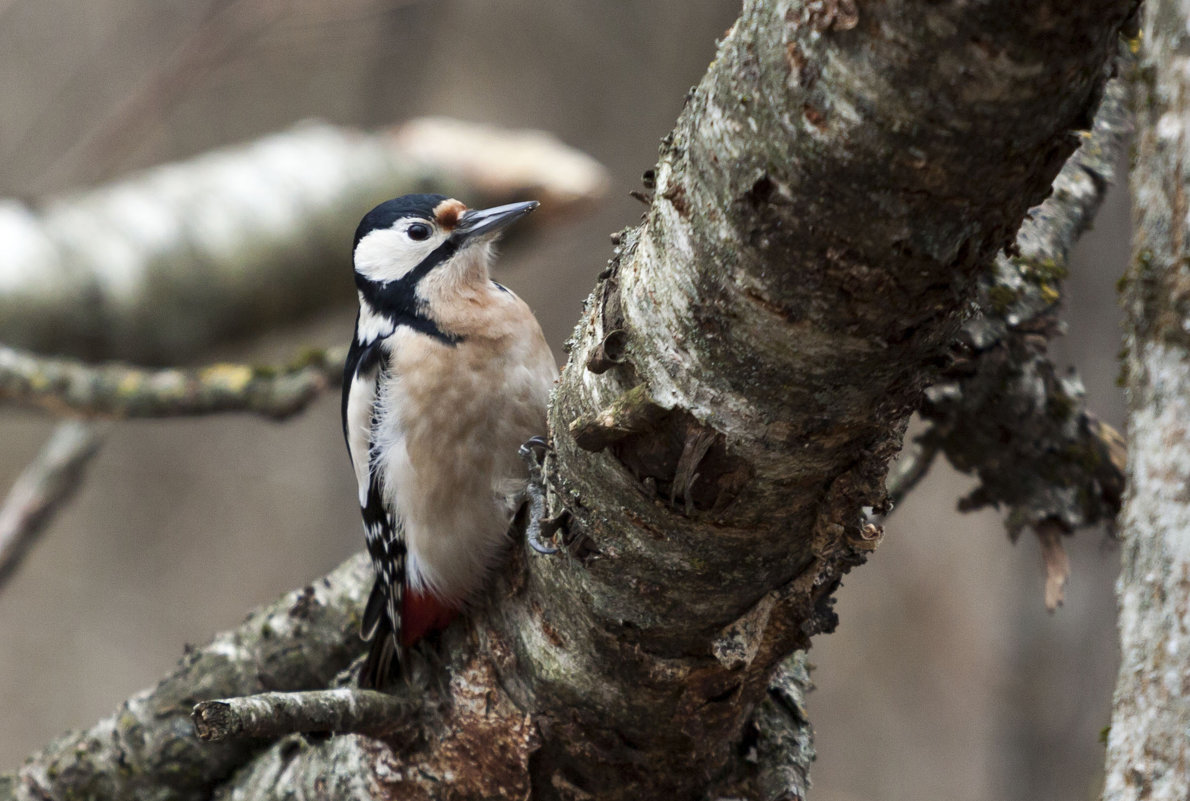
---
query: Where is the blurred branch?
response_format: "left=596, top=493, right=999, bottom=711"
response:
left=0, top=343, right=346, bottom=420
left=193, top=689, right=417, bottom=742
left=0, top=117, right=608, bottom=363
left=915, top=73, right=1131, bottom=544
left=0, top=421, right=104, bottom=593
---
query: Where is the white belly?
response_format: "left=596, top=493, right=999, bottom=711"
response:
left=373, top=325, right=555, bottom=602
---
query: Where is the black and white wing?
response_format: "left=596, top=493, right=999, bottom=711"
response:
left=342, top=333, right=405, bottom=688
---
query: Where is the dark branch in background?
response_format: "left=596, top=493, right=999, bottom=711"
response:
left=0, top=344, right=346, bottom=420
left=0, top=421, right=104, bottom=592
left=915, top=71, right=1132, bottom=609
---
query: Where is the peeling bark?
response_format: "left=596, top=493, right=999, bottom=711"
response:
left=1102, top=2, right=1190, bottom=797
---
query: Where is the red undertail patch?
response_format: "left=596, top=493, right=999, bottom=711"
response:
left=400, top=588, right=459, bottom=647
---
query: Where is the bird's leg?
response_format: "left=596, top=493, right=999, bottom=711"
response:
left=517, top=436, right=572, bottom=555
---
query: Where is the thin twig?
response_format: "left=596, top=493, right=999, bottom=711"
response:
left=884, top=436, right=940, bottom=513
left=0, top=421, right=105, bottom=591
left=193, top=689, right=417, bottom=742
left=0, top=344, right=346, bottom=420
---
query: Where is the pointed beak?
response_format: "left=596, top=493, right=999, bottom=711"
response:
left=453, top=200, right=539, bottom=242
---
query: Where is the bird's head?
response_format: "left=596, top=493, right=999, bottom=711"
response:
left=352, top=194, right=537, bottom=294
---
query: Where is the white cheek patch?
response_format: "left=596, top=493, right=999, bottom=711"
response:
left=354, top=227, right=444, bottom=284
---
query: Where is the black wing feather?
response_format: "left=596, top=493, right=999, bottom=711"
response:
left=343, top=333, right=406, bottom=689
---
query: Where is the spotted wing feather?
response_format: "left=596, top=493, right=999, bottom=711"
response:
left=343, top=334, right=405, bottom=688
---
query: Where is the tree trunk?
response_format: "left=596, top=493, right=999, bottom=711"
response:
left=499, top=0, right=1133, bottom=796
left=1103, top=2, right=1190, bottom=797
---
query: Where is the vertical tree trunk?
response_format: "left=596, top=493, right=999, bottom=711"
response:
left=1103, top=3, right=1190, bottom=798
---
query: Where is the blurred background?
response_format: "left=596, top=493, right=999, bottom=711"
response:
left=0, top=2, right=1127, bottom=799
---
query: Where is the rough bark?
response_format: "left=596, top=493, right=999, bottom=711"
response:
left=1102, top=3, right=1190, bottom=797
left=0, top=118, right=607, bottom=364
left=1, top=2, right=1136, bottom=800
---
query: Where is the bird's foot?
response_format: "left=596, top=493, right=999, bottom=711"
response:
left=517, top=436, right=573, bottom=555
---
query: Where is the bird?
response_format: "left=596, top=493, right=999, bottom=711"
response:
left=342, top=193, right=557, bottom=688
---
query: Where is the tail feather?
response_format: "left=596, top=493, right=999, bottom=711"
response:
left=357, top=580, right=459, bottom=689
left=359, top=578, right=402, bottom=689
left=360, top=579, right=386, bottom=642
left=359, top=612, right=400, bottom=690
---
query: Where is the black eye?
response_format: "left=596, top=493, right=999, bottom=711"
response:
left=407, top=223, right=431, bottom=241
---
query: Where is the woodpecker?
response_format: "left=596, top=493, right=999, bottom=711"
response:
left=342, top=193, right=557, bottom=688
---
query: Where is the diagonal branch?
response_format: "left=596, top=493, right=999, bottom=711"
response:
left=497, top=1, right=1136, bottom=796
left=0, top=421, right=105, bottom=593
left=2, top=555, right=375, bottom=801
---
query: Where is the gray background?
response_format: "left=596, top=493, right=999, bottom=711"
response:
left=0, top=2, right=1126, bottom=799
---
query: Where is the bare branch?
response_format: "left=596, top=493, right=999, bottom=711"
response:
left=0, top=420, right=104, bottom=591
left=193, top=689, right=418, bottom=742
left=0, top=344, right=345, bottom=420
left=1034, top=520, right=1071, bottom=612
